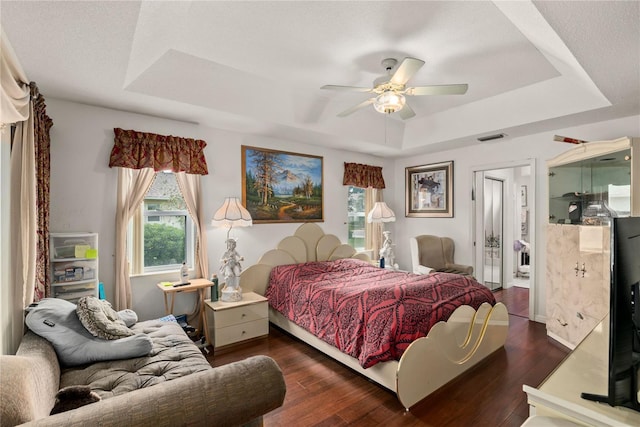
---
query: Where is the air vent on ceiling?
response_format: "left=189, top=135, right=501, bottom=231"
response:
left=477, top=133, right=506, bottom=142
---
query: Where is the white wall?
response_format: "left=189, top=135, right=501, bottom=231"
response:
left=46, top=98, right=391, bottom=321
left=391, top=115, right=640, bottom=322
left=41, top=98, right=640, bottom=323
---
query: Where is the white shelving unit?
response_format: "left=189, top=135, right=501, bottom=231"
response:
left=50, top=232, right=99, bottom=302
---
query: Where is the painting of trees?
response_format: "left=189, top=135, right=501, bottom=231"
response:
left=242, top=146, right=323, bottom=223
left=249, top=149, right=280, bottom=205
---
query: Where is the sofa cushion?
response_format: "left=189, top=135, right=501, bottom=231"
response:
left=50, top=385, right=101, bottom=415
left=25, top=298, right=152, bottom=367
left=60, top=319, right=212, bottom=399
left=76, top=297, right=135, bottom=340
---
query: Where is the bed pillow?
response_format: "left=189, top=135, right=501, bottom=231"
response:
left=25, top=298, right=152, bottom=367
left=76, top=297, right=135, bottom=340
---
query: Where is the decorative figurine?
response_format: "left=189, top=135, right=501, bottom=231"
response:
left=379, top=230, right=397, bottom=270
left=219, top=238, right=244, bottom=302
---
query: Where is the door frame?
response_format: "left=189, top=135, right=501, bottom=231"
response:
left=471, top=159, right=536, bottom=321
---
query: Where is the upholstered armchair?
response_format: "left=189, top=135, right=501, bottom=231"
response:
left=409, top=235, right=474, bottom=276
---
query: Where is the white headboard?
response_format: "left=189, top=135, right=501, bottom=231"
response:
left=239, top=223, right=370, bottom=295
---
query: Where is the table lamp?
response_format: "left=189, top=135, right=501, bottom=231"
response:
left=367, top=201, right=396, bottom=269
left=211, top=197, right=253, bottom=302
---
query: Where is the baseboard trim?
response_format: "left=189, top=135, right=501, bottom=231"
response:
left=546, top=331, right=574, bottom=350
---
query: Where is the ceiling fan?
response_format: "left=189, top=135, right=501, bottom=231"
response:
left=321, top=57, right=468, bottom=120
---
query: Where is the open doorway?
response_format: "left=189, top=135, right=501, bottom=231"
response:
left=472, top=160, right=535, bottom=320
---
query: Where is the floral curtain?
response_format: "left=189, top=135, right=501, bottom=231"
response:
left=31, top=83, right=53, bottom=300
left=109, top=128, right=208, bottom=175
left=342, top=162, right=386, bottom=189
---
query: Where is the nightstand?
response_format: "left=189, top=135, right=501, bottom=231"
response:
left=205, top=292, right=268, bottom=349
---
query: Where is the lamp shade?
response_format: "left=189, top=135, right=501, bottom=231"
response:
left=212, top=197, right=253, bottom=229
left=367, top=202, right=396, bottom=223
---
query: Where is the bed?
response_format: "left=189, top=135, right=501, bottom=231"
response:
left=239, top=223, right=509, bottom=410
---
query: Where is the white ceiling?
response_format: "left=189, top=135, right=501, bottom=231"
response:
left=2, top=1, right=639, bottom=157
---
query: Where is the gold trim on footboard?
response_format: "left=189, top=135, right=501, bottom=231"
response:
left=396, top=301, right=509, bottom=409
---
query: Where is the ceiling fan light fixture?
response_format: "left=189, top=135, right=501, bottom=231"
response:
left=374, top=90, right=405, bottom=114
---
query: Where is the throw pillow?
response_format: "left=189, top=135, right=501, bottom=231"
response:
left=117, top=309, right=138, bottom=327
left=25, top=298, right=153, bottom=367
left=50, top=385, right=101, bottom=415
left=76, top=297, right=135, bottom=340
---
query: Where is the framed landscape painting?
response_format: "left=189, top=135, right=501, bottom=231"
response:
left=405, top=161, right=454, bottom=218
left=242, top=146, right=323, bottom=223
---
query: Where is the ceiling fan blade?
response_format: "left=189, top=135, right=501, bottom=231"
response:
left=321, top=85, right=373, bottom=93
left=337, top=98, right=375, bottom=117
left=389, top=57, right=425, bottom=86
left=407, top=84, right=468, bottom=96
left=397, top=103, right=416, bottom=120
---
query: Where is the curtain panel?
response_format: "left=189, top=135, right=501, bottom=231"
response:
left=109, top=128, right=209, bottom=175
left=114, top=168, right=156, bottom=310
left=0, top=28, right=30, bottom=127
left=175, top=172, right=209, bottom=281
left=31, top=83, right=53, bottom=300
left=343, top=162, right=386, bottom=189
left=365, top=188, right=383, bottom=259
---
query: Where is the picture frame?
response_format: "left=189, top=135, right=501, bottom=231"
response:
left=242, top=145, right=323, bottom=223
left=405, top=161, right=454, bottom=218
left=521, top=185, right=528, bottom=207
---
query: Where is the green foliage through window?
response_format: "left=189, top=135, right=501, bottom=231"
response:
left=347, top=186, right=366, bottom=251
left=144, top=222, right=186, bottom=267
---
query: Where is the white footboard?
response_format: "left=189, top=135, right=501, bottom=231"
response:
left=396, top=301, right=509, bottom=409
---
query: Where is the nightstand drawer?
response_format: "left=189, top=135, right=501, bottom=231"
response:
left=214, top=301, right=267, bottom=328
left=214, top=319, right=268, bottom=347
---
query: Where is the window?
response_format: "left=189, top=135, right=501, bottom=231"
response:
left=347, top=186, right=366, bottom=251
left=128, top=171, right=195, bottom=274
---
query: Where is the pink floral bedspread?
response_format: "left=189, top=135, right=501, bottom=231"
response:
left=265, top=258, right=496, bottom=368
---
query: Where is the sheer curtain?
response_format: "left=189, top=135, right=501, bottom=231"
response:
left=10, top=102, right=37, bottom=307
left=365, top=188, right=383, bottom=258
left=343, top=163, right=387, bottom=258
left=109, top=128, right=209, bottom=310
left=114, top=167, right=156, bottom=309
left=1, top=29, right=30, bottom=128
left=175, top=172, right=209, bottom=280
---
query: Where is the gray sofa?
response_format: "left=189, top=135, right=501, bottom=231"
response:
left=0, top=319, right=286, bottom=426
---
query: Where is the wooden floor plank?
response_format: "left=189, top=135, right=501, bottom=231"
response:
left=206, top=311, right=568, bottom=426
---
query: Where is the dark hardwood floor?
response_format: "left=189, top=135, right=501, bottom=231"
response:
left=207, top=313, right=569, bottom=427
left=494, top=286, right=529, bottom=318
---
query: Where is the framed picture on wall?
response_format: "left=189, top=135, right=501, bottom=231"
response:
left=241, top=145, right=324, bottom=223
left=405, top=161, right=454, bottom=218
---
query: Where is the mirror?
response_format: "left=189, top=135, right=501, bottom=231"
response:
left=483, top=177, right=503, bottom=290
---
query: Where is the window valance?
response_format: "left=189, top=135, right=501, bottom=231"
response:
left=343, top=162, right=386, bottom=189
left=109, top=128, right=209, bottom=175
